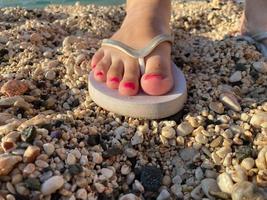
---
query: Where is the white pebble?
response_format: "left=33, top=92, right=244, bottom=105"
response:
left=43, top=143, right=55, bottom=156
left=41, top=176, right=64, bottom=195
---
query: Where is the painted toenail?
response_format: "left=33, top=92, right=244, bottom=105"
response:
left=109, top=77, right=120, bottom=83
left=96, top=71, right=104, bottom=76
left=123, top=82, right=135, bottom=90
left=144, top=74, right=163, bottom=80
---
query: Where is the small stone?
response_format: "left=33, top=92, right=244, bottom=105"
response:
left=240, top=157, right=255, bottom=170
left=66, top=153, right=76, bottom=165
left=0, top=80, right=28, bottom=97
left=156, top=189, right=170, bottom=200
left=172, top=175, right=182, bottom=184
left=232, top=181, right=265, bottom=200
left=201, top=178, right=220, bottom=200
left=43, top=143, right=55, bottom=156
left=23, top=163, right=36, bottom=176
left=21, top=126, right=37, bottom=143
left=41, top=176, right=64, bottom=195
left=76, top=188, right=87, bottom=200
left=101, top=168, right=114, bottom=179
left=250, top=112, right=267, bottom=128
left=177, top=122, right=194, bottom=136
left=87, top=134, right=100, bottom=146
left=216, top=147, right=232, bottom=159
left=209, top=101, right=224, bottom=114
left=92, top=152, right=103, bottom=164
left=25, top=178, right=41, bottom=191
left=124, top=148, right=137, bottom=158
left=35, top=160, right=49, bottom=168
left=119, top=193, right=140, bottom=200
left=220, top=93, right=241, bottom=112
left=132, top=180, right=144, bottom=193
left=195, top=167, right=204, bottom=180
left=140, top=166, right=163, bottom=192
left=171, top=184, right=183, bottom=198
left=121, top=164, right=131, bottom=175
left=217, top=173, right=234, bottom=194
left=45, top=70, right=56, bottom=80
left=162, top=175, right=172, bottom=187
left=0, top=154, right=22, bottom=176
left=23, top=145, right=40, bottom=163
left=229, top=71, right=242, bottom=82
left=127, top=172, right=135, bottom=185
left=255, top=146, right=267, bottom=170
left=231, top=165, right=248, bottom=183
left=179, top=147, right=198, bottom=162
left=161, top=126, right=176, bottom=139
left=191, top=184, right=204, bottom=200
left=253, top=61, right=267, bottom=73
left=69, top=164, right=83, bottom=175
left=50, top=130, right=62, bottom=139
left=235, top=145, right=252, bottom=161
left=30, top=33, right=42, bottom=44
left=94, top=182, right=105, bottom=193
left=195, top=133, right=208, bottom=144
left=131, top=131, right=144, bottom=145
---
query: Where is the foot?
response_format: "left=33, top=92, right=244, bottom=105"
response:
left=90, top=1, right=173, bottom=96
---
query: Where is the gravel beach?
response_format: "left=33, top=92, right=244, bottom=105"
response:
left=0, top=0, right=267, bottom=199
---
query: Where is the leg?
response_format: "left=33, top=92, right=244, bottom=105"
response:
left=241, top=0, right=267, bottom=41
left=91, top=0, right=173, bottom=96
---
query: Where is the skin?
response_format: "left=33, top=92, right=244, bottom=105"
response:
left=91, top=0, right=267, bottom=96
left=91, top=0, right=173, bottom=96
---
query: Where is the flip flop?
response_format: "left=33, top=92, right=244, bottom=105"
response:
left=237, top=32, right=267, bottom=58
left=88, top=34, right=187, bottom=119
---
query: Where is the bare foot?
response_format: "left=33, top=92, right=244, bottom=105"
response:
left=90, top=0, right=173, bottom=96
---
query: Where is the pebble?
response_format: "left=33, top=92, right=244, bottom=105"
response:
left=179, top=147, right=198, bottom=162
left=191, top=184, right=203, bottom=200
left=255, top=146, right=267, bottom=170
left=217, top=172, right=234, bottom=194
left=140, top=166, right=163, bottom=192
left=209, top=101, right=224, bottom=114
left=132, top=180, right=144, bottom=193
left=250, top=112, right=267, bottom=128
left=0, top=80, right=28, bottom=97
left=23, top=145, right=40, bottom=163
left=216, top=146, right=232, bottom=158
left=0, top=154, right=22, bottom=176
left=161, top=126, right=176, bottom=139
left=253, top=61, right=267, bottom=73
left=119, top=194, right=140, bottom=200
left=162, top=175, right=172, bottom=187
left=131, top=131, right=144, bottom=145
left=121, top=164, right=131, bottom=175
left=231, top=165, right=248, bottom=183
left=92, top=152, right=103, bottom=164
left=231, top=181, right=265, bottom=200
left=177, top=122, right=194, bottom=136
left=170, top=184, right=183, bottom=198
left=45, top=70, right=56, bottom=80
left=66, top=153, right=77, bottom=165
left=201, top=178, right=220, bottom=200
left=124, top=148, right=137, bottom=158
left=41, top=176, right=64, bottom=195
left=76, top=188, right=87, bottom=200
left=43, top=143, right=55, bottom=156
left=101, top=168, right=114, bottom=179
left=23, top=163, right=36, bottom=175
left=94, top=182, right=105, bottom=193
left=220, top=93, right=241, bottom=112
left=156, top=189, right=171, bottom=200
left=229, top=71, right=242, bottom=82
left=195, top=167, right=204, bottom=180
left=240, top=157, right=255, bottom=170
left=195, top=133, right=208, bottom=144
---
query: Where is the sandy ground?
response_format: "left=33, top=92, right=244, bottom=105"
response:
left=0, top=1, right=267, bottom=200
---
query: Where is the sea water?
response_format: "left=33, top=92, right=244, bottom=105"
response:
left=0, top=0, right=125, bottom=8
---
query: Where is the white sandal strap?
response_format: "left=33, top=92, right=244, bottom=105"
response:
left=101, top=34, right=173, bottom=75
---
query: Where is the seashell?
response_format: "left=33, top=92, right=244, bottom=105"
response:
left=1, top=140, right=16, bottom=152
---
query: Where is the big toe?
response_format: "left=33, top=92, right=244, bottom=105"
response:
left=141, top=48, right=173, bottom=96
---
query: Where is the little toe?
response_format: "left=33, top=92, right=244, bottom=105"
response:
left=91, top=49, right=104, bottom=69
left=94, top=55, right=111, bottom=82
left=106, top=59, right=124, bottom=89
left=119, top=61, right=140, bottom=96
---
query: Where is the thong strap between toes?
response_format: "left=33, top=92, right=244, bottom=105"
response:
left=101, top=34, right=173, bottom=75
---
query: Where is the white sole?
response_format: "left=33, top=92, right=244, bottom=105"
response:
left=88, top=62, right=187, bottom=119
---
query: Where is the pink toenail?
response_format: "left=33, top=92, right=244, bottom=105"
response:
left=144, top=74, right=163, bottom=80
left=96, top=71, right=103, bottom=76
left=123, top=82, right=135, bottom=90
left=109, top=77, right=120, bottom=83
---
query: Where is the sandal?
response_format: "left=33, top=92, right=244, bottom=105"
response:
left=88, top=34, right=187, bottom=119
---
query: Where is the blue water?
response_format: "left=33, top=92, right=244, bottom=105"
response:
left=0, top=0, right=125, bottom=8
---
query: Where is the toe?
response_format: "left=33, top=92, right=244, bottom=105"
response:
left=91, top=49, right=104, bottom=69
left=119, top=60, right=140, bottom=96
left=106, top=59, right=123, bottom=89
left=94, top=54, right=111, bottom=82
left=141, top=43, right=173, bottom=95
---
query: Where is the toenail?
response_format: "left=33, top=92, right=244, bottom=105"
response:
left=96, top=71, right=104, bottom=76
left=109, top=77, right=120, bottom=83
left=144, top=74, right=163, bottom=80
left=123, top=82, right=135, bottom=90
